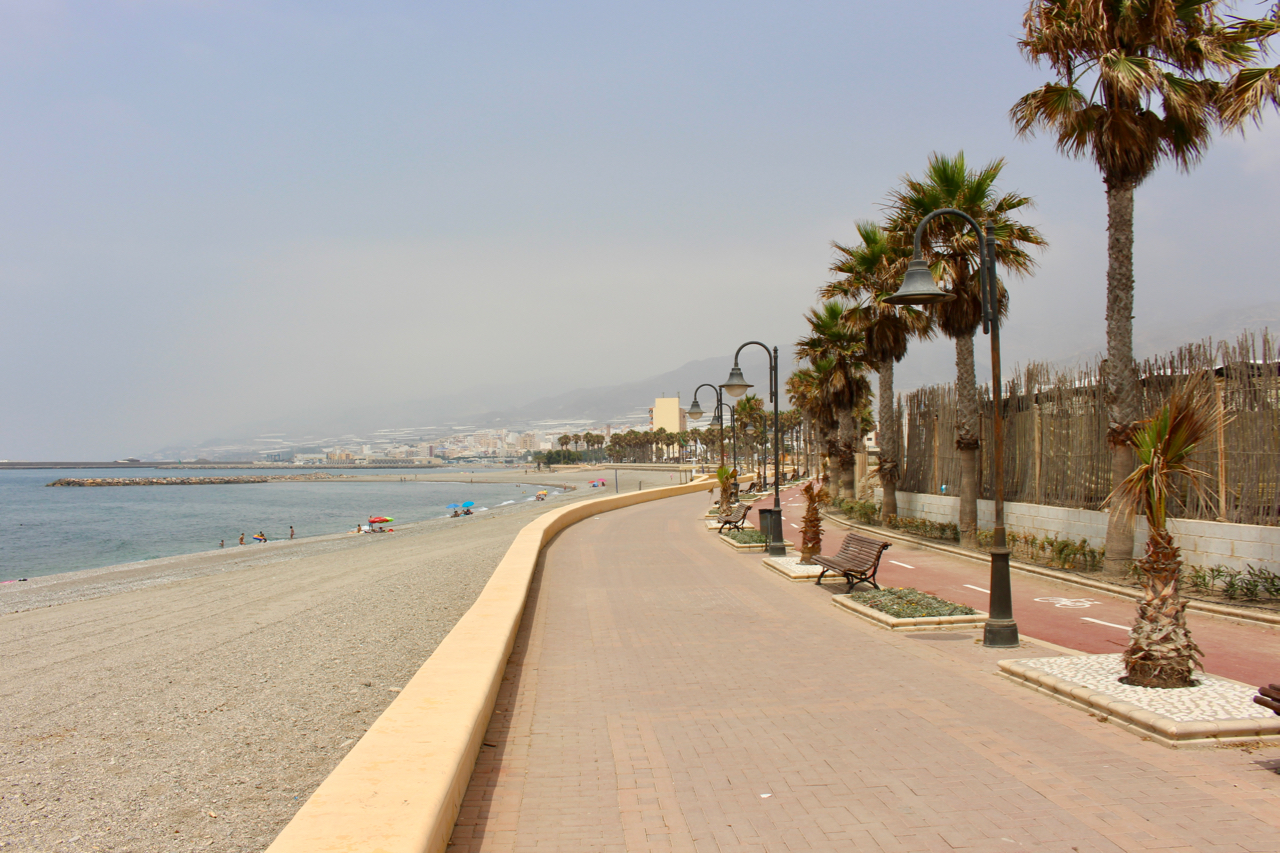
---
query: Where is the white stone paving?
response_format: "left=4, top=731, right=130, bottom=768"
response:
left=1019, top=653, right=1271, bottom=722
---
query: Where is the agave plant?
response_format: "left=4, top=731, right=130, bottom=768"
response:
left=1108, top=372, right=1221, bottom=688
left=798, top=480, right=829, bottom=565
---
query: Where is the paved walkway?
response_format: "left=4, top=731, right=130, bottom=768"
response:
left=450, top=492, right=1280, bottom=852
left=748, top=486, right=1280, bottom=687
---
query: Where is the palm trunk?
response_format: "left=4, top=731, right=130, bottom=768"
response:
left=955, top=332, right=980, bottom=549
left=1123, top=527, right=1201, bottom=688
left=823, top=425, right=840, bottom=502
left=1104, top=181, right=1140, bottom=577
left=837, top=407, right=858, bottom=501
left=877, top=365, right=898, bottom=522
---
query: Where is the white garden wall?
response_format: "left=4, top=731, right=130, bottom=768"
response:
left=875, top=489, right=1280, bottom=571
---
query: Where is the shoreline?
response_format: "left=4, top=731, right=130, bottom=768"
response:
left=0, top=466, right=683, bottom=852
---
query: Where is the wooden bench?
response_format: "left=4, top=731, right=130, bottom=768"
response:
left=813, top=532, right=891, bottom=591
left=1256, top=684, right=1280, bottom=715
left=716, top=504, right=750, bottom=533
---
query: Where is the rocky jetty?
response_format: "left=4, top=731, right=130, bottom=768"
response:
left=47, top=472, right=352, bottom=487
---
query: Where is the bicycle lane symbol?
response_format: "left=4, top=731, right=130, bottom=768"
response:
left=1033, top=597, right=1102, bottom=608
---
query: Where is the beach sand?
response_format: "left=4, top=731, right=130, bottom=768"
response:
left=0, top=465, right=710, bottom=852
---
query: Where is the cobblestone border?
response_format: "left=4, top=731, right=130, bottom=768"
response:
left=831, top=594, right=988, bottom=631
left=761, top=555, right=825, bottom=581
left=999, top=657, right=1280, bottom=748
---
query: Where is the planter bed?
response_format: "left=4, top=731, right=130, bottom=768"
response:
left=761, top=555, right=826, bottom=581
left=832, top=587, right=987, bottom=631
left=999, top=653, right=1280, bottom=748
left=718, top=532, right=787, bottom=554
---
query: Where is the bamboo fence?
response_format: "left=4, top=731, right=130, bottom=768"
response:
left=897, top=331, right=1280, bottom=525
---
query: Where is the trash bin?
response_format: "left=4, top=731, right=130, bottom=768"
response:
left=756, top=507, right=784, bottom=555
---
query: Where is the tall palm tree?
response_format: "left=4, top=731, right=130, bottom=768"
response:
left=825, top=220, right=935, bottom=522
left=886, top=152, right=1046, bottom=548
left=1109, top=372, right=1220, bottom=688
left=786, top=366, right=830, bottom=481
left=795, top=301, right=872, bottom=502
left=1011, top=0, right=1278, bottom=574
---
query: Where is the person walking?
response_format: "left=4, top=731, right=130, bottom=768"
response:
left=289, top=525, right=295, bottom=540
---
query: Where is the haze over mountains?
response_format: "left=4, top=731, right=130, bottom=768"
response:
left=152, top=303, right=1277, bottom=462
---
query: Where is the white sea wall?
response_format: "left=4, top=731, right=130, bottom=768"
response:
left=874, top=489, right=1280, bottom=571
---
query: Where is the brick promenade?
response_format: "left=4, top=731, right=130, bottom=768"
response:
left=449, top=492, right=1280, bottom=852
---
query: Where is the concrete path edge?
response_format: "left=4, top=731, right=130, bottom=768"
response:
left=264, top=477, right=716, bottom=853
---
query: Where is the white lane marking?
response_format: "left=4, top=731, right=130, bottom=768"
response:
left=889, top=560, right=915, bottom=569
left=964, top=584, right=990, bottom=593
left=1034, top=596, right=1101, bottom=608
left=1082, top=617, right=1130, bottom=631
left=789, top=523, right=799, bottom=529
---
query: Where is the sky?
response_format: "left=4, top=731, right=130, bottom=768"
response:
left=2, top=1, right=1277, bottom=460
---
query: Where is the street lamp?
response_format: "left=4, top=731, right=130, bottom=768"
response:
left=688, top=383, right=727, bottom=468
left=722, top=342, right=785, bottom=557
left=885, top=207, right=1018, bottom=648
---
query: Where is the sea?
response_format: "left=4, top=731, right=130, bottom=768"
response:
left=0, top=468, right=554, bottom=582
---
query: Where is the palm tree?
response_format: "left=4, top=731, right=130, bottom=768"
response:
left=1011, top=0, right=1278, bottom=575
left=886, top=152, right=1045, bottom=548
left=795, top=301, right=872, bottom=502
left=1109, top=372, right=1220, bottom=688
left=558, top=434, right=571, bottom=457
left=825, top=220, right=935, bottom=522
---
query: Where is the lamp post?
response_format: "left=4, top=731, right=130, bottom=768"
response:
left=885, top=208, right=1018, bottom=648
left=687, top=383, right=727, bottom=468
left=722, top=343, right=785, bottom=557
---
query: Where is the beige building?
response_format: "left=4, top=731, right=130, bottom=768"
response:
left=649, top=397, right=687, bottom=433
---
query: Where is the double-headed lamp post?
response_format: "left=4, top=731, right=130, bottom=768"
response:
left=721, top=342, right=785, bottom=558
left=686, top=383, right=727, bottom=468
left=884, top=208, right=1019, bottom=648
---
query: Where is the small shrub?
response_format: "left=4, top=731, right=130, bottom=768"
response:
left=1238, top=570, right=1264, bottom=600
left=725, top=529, right=767, bottom=545
left=846, top=587, right=977, bottom=619
left=1221, top=570, right=1242, bottom=600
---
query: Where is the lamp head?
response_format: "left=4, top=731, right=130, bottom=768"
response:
left=884, top=257, right=955, bottom=305
left=721, top=364, right=752, bottom=398
left=686, top=399, right=704, bottom=420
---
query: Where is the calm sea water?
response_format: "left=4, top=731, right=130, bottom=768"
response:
left=0, top=469, right=553, bottom=582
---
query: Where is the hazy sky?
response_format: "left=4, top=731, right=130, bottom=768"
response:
left=3, top=1, right=1277, bottom=459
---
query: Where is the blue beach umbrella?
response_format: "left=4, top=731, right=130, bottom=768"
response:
left=446, top=503, right=461, bottom=509
left=461, top=501, right=475, bottom=508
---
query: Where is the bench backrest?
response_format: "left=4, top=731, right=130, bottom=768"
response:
left=831, top=533, right=890, bottom=570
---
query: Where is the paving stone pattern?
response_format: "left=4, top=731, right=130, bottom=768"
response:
left=1016, top=654, right=1275, bottom=723
left=450, top=493, right=1280, bottom=852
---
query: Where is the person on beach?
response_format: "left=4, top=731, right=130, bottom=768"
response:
left=220, top=540, right=224, bottom=548
left=289, top=526, right=294, bottom=540
left=239, top=533, right=245, bottom=546
left=450, top=510, right=461, bottom=518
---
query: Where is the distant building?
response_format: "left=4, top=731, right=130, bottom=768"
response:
left=649, top=397, right=687, bottom=433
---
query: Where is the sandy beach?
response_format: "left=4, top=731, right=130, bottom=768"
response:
left=0, top=465, right=707, bottom=852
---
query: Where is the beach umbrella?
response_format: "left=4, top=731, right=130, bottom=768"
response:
left=536, top=490, right=548, bottom=495
left=446, top=503, right=461, bottom=509
left=461, top=501, right=475, bottom=508
left=369, top=516, right=393, bottom=524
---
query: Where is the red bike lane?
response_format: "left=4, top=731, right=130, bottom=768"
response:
left=748, top=485, right=1280, bottom=687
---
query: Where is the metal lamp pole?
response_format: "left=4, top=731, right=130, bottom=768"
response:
left=687, top=383, right=727, bottom=468
left=885, top=208, right=1018, bottom=648
left=722, top=342, right=785, bottom=558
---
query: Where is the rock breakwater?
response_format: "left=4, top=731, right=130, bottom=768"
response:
left=47, top=472, right=352, bottom=487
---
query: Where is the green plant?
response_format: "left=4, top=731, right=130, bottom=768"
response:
left=1255, top=566, right=1280, bottom=599
left=1221, top=570, right=1242, bottom=600
left=1187, top=566, right=1212, bottom=595
left=1238, top=570, right=1264, bottom=600
left=846, top=587, right=977, bottom=619
left=842, top=499, right=880, bottom=526
left=724, top=529, right=767, bottom=545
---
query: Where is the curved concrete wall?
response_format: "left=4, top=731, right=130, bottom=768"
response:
left=265, top=477, right=714, bottom=853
